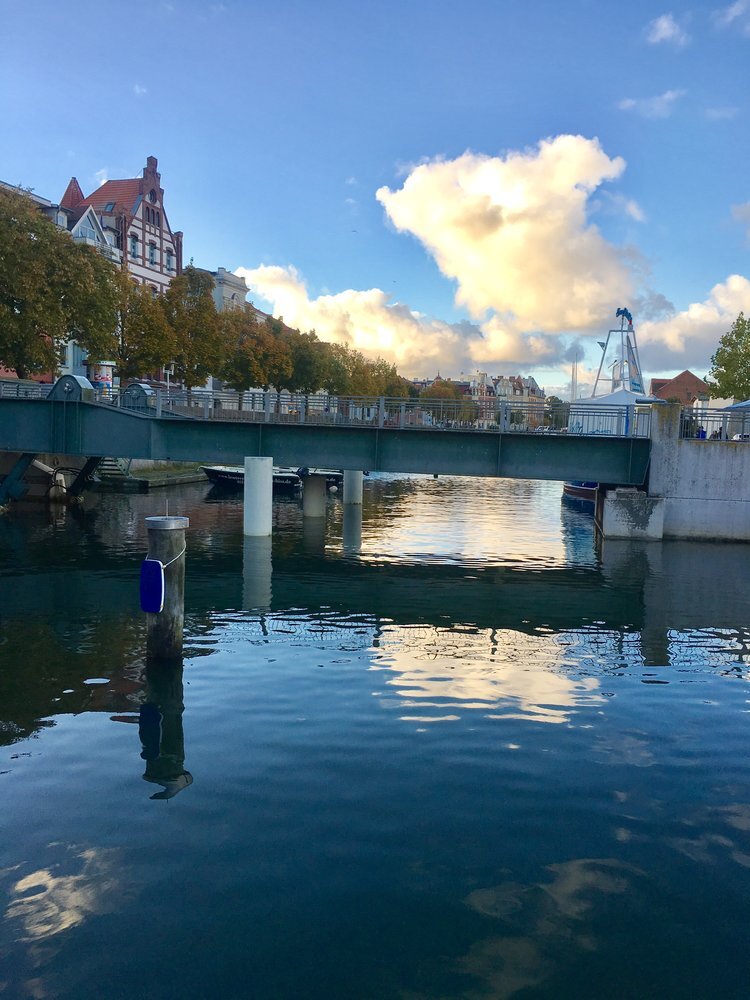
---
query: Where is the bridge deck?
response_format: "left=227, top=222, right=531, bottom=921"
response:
left=0, top=398, right=650, bottom=484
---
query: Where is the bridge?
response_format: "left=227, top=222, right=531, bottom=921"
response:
left=0, top=379, right=650, bottom=491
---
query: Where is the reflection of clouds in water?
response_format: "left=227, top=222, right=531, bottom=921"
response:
left=5, top=845, right=125, bottom=942
left=667, top=802, right=750, bottom=869
left=372, top=625, right=603, bottom=724
left=461, top=858, right=645, bottom=998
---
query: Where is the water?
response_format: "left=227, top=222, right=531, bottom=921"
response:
left=1, top=476, right=750, bottom=998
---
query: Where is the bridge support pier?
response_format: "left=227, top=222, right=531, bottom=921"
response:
left=302, top=474, right=327, bottom=518
left=343, top=470, right=363, bottom=505
left=243, top=457, right=273, bottom=536
left=600, top=489, right=664, bottom=541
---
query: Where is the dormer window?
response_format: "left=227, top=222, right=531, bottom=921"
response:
left=129, top=234, right=139, bottom=258
left=104, top=201, right=115, bottom=212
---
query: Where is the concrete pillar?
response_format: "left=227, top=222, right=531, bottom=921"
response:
left=145, top=515, right=189, bottom=662
left=243, top=456, right=273, bottom=536
left=302, top=474, right=327, bottom=518
left=342, top=503, right=362, bottom=553
left=343, top=470, right=363, bottom=505
left=243, top=536, right=273, bottom=610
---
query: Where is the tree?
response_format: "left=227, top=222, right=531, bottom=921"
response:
left=284, top=329, right=330, bottom=394
left=162, top=266, right=225, bottom=391
left=707, top=313, right=750, bottom=401
left=258, top=317, right=293, bottom=393
left=545, top=394, right=570, bottom=429
left=220, top=309, right=269, bottom=408
left=420, top=379, right=478, bottom=422
left=113, top=270, right=175, bottom=383
left=0, top=186, right=120, bottom=379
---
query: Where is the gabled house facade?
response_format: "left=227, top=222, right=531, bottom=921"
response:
left=62, top=156, right=183, bottom=295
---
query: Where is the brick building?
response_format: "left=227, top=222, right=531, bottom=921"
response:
left=649, top=370, right=710, bottom=405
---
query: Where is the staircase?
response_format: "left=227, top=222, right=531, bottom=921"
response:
left=96, top=457, right=133, bottom=482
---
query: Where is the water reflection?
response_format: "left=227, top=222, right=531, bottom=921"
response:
left=138, top=662, right=192, bottom=800
left=5, top=846, right=124, bottom=943
left=462, top=858, right=647, bottom=998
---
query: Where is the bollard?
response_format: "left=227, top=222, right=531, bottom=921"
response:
left=143, top=515, right=189, bottom=662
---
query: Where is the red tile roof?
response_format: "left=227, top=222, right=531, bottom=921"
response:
left=650, top=370, right=709, bottom=404
left=60, top=177, right=84, bottom=209
left=79, top=179, right=142, bottom=216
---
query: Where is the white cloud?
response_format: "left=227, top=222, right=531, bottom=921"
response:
left=704, top=105, right=741, bottom=120
left=94, top=168, right=108, bottom=187
left=731, top=201, right=750, bottom=237
left=618, top=89, right=686, bottom=119
left=713, top=1, right=750, bottom=32
left=133, top=84, right=148, bottom=97
left=646, top=13, right=690, bottom=46
left=345, top=176, right=358, bottom=186
left=235, top=264, right=479, bottom=375
left=376, top=136, right=634, bottom=332
left=237, top=135, right=749, bottom=382
left=638, top=275, right=750, bottom=370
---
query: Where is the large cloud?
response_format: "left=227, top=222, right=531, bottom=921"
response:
left=638, top=275, right=750, bottom=371
left=376, top=135, right=633, bottom=331
left=235, top=263, right=477, bottom=374
left=236, top=135, right=749, bottom=384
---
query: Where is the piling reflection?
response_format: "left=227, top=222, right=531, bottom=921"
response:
left=242, top=535, right=273, bottom=610
left=138, top=662, right=192, bottom=800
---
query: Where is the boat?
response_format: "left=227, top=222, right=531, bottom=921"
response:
left=562, top=307, right=654, bottom=506
left=200, top=465, right=344, bottom=492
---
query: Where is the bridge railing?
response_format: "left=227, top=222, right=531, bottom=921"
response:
left=679, top=408, right=750, bottom=441
left=0, top=378, right=654, bottom=438
left=83, top=386, right=650, bottom=438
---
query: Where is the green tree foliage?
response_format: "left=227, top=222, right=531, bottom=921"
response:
left=162, top=266, right=225, bottom=390
left=707, top=313, right=750, bottom=401
left=419, top=379, right=478, bottom=421
left=544, top=394, right=570, bottom=429
left=0, top=186, right=119, bottom=379
left=258, top=317, right=293, bottom=392
left=219, top=309, right=271, bottom=407
left=114, top=270, right=175, bottom=383
left=284, top=329, right=330, bottom=394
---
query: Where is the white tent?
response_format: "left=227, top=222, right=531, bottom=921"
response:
left=569, top=387, right=655, bottom=436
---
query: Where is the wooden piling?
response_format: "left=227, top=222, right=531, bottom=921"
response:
left=145, top=515, right=189, bottom=662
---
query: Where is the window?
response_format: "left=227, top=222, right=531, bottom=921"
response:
left=156, top=211, right=161, bottom=227
left=104, top=201, right=115, bottom=212
left=166, top=249, right=174, bottom=272
left=129, top=234, right=139, bottom=258
left=148, top=242, right=157, bottom=265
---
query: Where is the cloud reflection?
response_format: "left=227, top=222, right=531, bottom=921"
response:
left=373, top=624, right=603, bottom=724
left=5, top=845, right=124, bottom=942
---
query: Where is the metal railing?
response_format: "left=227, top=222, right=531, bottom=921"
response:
left=0, top=379, right=661, bottom=438
left=80, top=386, right=650, bottom=438
left=680, top=409, right=750, bottom=441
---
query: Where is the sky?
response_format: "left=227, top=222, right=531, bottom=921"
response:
left=2, top=0, right=749, bottom=397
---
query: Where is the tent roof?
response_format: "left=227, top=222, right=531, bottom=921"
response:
left=721, top=399, right=750, bottom=410
left=572, top=387, right=656, bottom=406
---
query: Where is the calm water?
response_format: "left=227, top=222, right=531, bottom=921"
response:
left=1, top=476, right=750, bottom=999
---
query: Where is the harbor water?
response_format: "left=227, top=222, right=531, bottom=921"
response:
left=1, top=475, right=750, bottom=998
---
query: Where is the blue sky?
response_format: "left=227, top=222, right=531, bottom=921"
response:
left=2, top=0, right=749, bottom=394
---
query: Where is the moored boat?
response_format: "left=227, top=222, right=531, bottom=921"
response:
left=200, top=465, right=344, bottom=492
